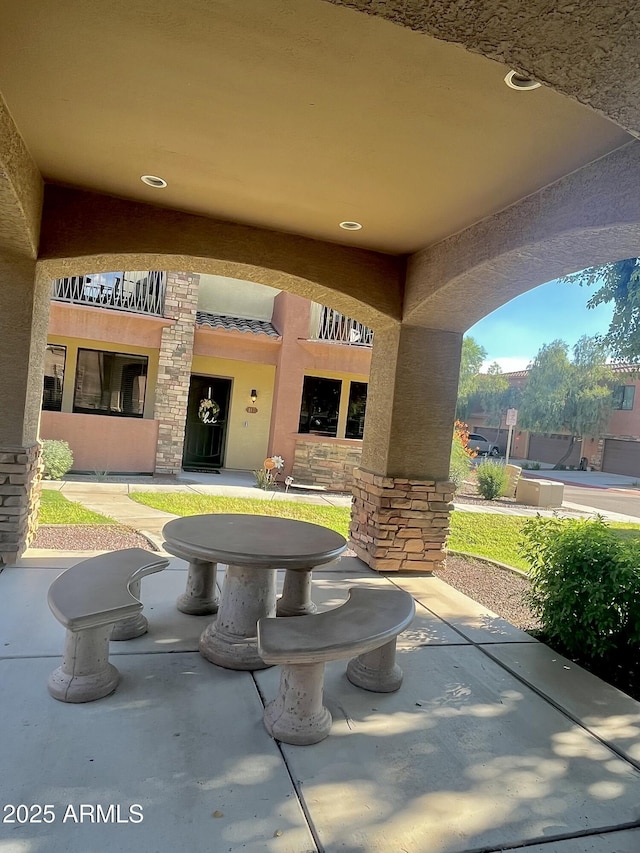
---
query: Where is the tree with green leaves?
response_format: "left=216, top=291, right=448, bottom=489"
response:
left=519, top=336, right=616, bottom=468
left=475, top=362, right=513, bottom=428
left=456, top=336, right=486, bottom=420
left=562, top=257, right=640, bottom=362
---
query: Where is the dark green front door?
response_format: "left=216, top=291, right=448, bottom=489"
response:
left=182, top=376, right=232, bottom=470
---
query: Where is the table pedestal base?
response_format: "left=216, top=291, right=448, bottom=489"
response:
left=177, top=559, right=219, bottom=615
left=199, top=564, right=276, bottom=670
left=276, top=568, right=317, bottom=617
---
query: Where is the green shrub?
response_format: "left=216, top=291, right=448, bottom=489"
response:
left=41, top=439, right=74, bottom=480
left=253, top=468, right=272, bottom=490
left=476, top=460, right=508, bottom=500
left=520, top=515, right=640, bottom=658
left=449, top=435, right=473, bottom=493
left=521, top=461, right=541, bottom=470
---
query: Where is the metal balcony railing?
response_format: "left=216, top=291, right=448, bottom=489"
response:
left=310, top=305, right=374, bottom=346
left=51, top=271, right=167, bottom=316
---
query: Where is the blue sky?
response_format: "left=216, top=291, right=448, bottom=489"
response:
left=467, top=278, right=614, bottom=373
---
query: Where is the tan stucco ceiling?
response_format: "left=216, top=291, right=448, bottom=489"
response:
left=0, top=0, right=631, bottom=254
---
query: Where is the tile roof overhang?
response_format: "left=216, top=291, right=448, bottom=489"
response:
left=196, top=311, right=281, bottom=339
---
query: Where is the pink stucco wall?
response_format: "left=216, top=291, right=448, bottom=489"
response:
left=48, top=301, right=170, bottom=347
left=41, top=411, right=159, bottom=472
left=606, top=383, right=640, bottom=438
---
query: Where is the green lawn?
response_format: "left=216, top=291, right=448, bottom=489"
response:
left=38, top=490, right=116, bottom=525
left=449, top=512, right=640, bottom=571
left=43, top=487, right=640, bottom=571
left=449, top=512, right=529, bottom=569
left=129, top=492, right=351, bottom=538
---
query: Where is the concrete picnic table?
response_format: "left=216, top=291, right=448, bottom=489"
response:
left=162, top=514, right=347, bottom=670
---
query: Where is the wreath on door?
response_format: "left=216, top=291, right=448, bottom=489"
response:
left=198, top=397, right=220, bottom=424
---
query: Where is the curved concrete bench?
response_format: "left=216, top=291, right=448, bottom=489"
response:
left=163, top=541, right=219, bottom=615
left=47, top=548, right=169, bottom=703
left=257, top=587, right=415, bottom=745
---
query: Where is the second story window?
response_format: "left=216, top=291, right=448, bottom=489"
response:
left=73, top=349, right=148, bottom=417
left=613, top=385, right=635, bottom=411
left=42, top=344, right=66, bottom=411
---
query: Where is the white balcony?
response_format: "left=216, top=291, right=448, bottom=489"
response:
left=309, top=304, right=374, bottom=346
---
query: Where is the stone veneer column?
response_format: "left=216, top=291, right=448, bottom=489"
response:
left=153, top=272, right=200, bottom=475
left=0, top=443, right=42, bottom=566
left=350, top=324, right=462, bottom=573
left=350, top=470, right=453, bottom=571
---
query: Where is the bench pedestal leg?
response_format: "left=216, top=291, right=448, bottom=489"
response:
left=199, top=564, right=276, bottom=670
left=177, top=559, right=219, bottom=615
left=110, top=578, right=147, bottom=641
left=264, top=662, right=332, bottom=745
left=347, top=638, right=403, bottom=693
left=48, top=625, right=119, bottom=703
left=276, top=569, right=317, bottom=617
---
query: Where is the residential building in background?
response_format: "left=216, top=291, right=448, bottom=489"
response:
left=40, top=270, right=372, bottom=490
left=471, top=368, right=640, bottom=475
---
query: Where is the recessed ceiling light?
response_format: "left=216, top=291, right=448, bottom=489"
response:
left=504, top=70, right=542, bottom=91
left=339, top=221, right=363, bottom=231
left=141, top=175, right=167, bottom=188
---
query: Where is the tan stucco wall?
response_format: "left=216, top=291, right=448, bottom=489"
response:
left=322, top=0, right=640, bottom=136
left=362, top=325, right=463, bottom=480
left=0, top=94, right=42, bottom=257
left=38, top=186, right=404, bottom=331
left=0, top=256, right=49, bottom=446
left=191, top=355, right=275, bottom=471
left=46, top=334, right=160, bottom=418
left=41, top=411, right=159, bottom=473
left=197, top=275, right=280, bottom=320
left=405, top=142, right=640, bottom=332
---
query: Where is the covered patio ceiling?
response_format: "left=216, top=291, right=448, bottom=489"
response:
left=0, top=0, right=633, bottom=255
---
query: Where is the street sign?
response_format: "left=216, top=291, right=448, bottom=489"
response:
left=505, top=408, right=518, bottom=427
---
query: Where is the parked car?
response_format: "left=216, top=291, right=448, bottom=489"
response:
left=468, top=433, right=501, bottom=457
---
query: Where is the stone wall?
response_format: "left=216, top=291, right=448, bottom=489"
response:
left=588, top=437, right=604, bottom=471
left=0, top=443, right=42, bottom=565
left=153, top=272, right=200, bottom=474
left=292, top=438, right=362, bottom=492
left=350, top=467, right=453, bottom=572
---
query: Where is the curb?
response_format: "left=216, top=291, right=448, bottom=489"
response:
left=447, top=549, right=529, bottom=579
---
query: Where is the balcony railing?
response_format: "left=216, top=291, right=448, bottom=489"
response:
left=309, top=304, right=374, bottom=346
left=51, top=271, right=167, bottom=316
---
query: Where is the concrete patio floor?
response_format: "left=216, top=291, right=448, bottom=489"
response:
left=3, top=547, right=640, bottom=852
